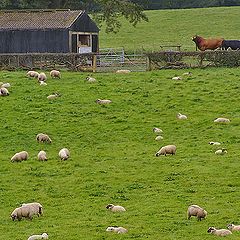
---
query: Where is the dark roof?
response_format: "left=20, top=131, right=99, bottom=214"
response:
left=0, top=9, right=84, bottom=30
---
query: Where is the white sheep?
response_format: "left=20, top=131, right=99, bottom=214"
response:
left=187, top=205, right=207, bottom=221
left=1, top=82, right=10, bottom=88
left=37, top=150, right=47, bottom=161
left=209, top=141, right=221, bottom=145
left=50, top=70, right=61, bottom=79
left=38, top=72, right=47, bottom=82
left=36, top=133, right=52, bottom=143
left=21, top=202, right=43, bottom=216
left=155, top=145, right=176, bottom=156
left=28, top=233, right=48, bottom=240
left=47, top=93, right=60, bottom=100
left=39, top=81, right=47, bottom=86
left=227, top=223, right=240, bottom=231
left=116, top=69, right=131, bottom=74
left=182, top=72, right=192, bottom=76
left=86, top=76, right=96, bottom=82
left=153, top=127, right=163, bottom=133
left=106, top=204, right=126, bottom=212
left=214, top=117, right=230, bottom=123
left=106, top=226, right=128, bottom=234
left=27, top=71, right=39, bottom=78
left=11, top=151, right=29, bottom=162
left=59, top=148, right=70, bottom=160
left=215, top=149, right=227, bottom=155
left=155, top=136, right=164, bottom=141
left=177, top=113, right=187, bottom=120
left=172, top=76, right=182, bottom=80
left=96, top=99, right=112, bottom=104
left=207, top=227, right=232, bottom=236
left=0, top=87, right=9, bottom=96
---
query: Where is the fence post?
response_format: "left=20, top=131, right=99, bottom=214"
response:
left=146, top=56, right=152, bottom=71
left=92, top=54, right=97, bottom=72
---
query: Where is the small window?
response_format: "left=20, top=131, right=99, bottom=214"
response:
left=78, top=35, right=90, bottom=46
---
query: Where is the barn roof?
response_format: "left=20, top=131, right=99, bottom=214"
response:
left=0, top=9, right=84, bottom=30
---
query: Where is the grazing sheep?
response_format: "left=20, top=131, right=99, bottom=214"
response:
left=37, top=150, right=47, bottom=161
left=38, top=72, right=47, bottom=82
left=227, top=223, right=240, bottom=231
left=59, top=148, right=70, bottom=160
left=106, top=226, right=128, bottom=234
left=187, top=205, right=207, bottom=221
left=28, top=233, right=48, bottom=240
left=50, top=70, right=61, bottom=79
left=47, top=93, right=60, bottom=100
left=214, top=117, right=230, bottom=123
left=177, top=113, right=187, bottom=120
left=11, top=151, right=28, bottom=162
left=21, top=202, right=43, bottom=216
left=116, top=69, right=131, bottom=74
left=155, top=145, right=176, bottom=156
left=27, top=71, right=39, bottom=78
left=106, top=204, right=126, bottom=212
left=36, top=133, right=52, bottom=143
left=209, top=141, right=221, bottom=145
left=207, top=227, right=232, bottom=236
left=172, top=76, right=182, bottom=80
left=0, top=87, right=9, bottom=96
left=155, top=136, right=164, bottom=141
left=1, top=82, right=10, bottom=88
left=215, top=149, right=227, bottom=155
left=86, top=76, right=96, bottom=82
left=153, top=127, right=163, bottom=133
left=96, top=99, right=112, bottom=104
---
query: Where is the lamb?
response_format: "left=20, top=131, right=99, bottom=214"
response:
left=0, top=87, right=9, bottom=96
left=11, top=151, right=29, bottom=162
left=209, top=141, right=221, bottom=145
left=86, top=76, right=96, bottom=82
left=37, top=150, right=47, bottom=161
left=1, top=82, right=10, bottom=88
left=187, top=205, right=207, bottom=221
left=47, top=93, right=60, bottom=100
left=50, top=70, right=61, bottom=79
left=27, top=71, right=39, bottom=78
left=106, top=204, right=126, bottom=212
left=36, top=133, right=52, bottom=143
left=21, top=202, right=43, bottom=216
left=182, top=72, right=192, bottom=76
left=227, top=223, right=240, bottom=231
left=177, top=113, right=187, bottom=120
left=38, top=72, right=47, bottom=82
left=96, top=99, right=112, bottom=104
left=116, top=69, right=131, bottom=74
left=39, top=81, right=47, bottom=86
left=28, top=233, right=48, bottom=240
left=214, top=117, right=230, bottom=123
left=207, top=227, right=232, bottom=236
left=155, top=136, right=164, bottom=141
left=153, top=127, right=163, bottom=133
left=106, top=226, right=128, bottom=234
left=215, top=149, right=227, bottom=155
left=172, top=76, right=182, bottom=80
left=155, top=145, right=176, bottom=156
left=59, top=148, right=70, bottom=160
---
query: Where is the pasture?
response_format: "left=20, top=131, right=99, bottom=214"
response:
left=1, top=67, right=240, bottom=239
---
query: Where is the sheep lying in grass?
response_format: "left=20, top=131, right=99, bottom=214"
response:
left=172, top=76, right=182, bottom=80
left=50, top=70, right=61, bottom=79
left=0, top=87, right=9, bottom=96
left=38, top=72, right=47, bottom=82
left=155, top=136, right=163, bottom=141
left=215, top=149, right=227, bottom=155
left=207, top=227, right=232, bottom=236
left=155, top=145, right=176, bottom=156
left=27, top=71, right=39, bottom=78
left=96, top=99, right=112, bottom=104
left=36, top=133, right=52, bottom=143
left=116, top=69, right=131, bottom=74
left=153, top=127, right=163, bottom=133
left=39, top=81, right=47, bottom=86
left=106, top=204, right=126, bottom=212
left=177, top=113, right=187, bottom=120
left=37, top=150, right=47, bottom=161
left=209, top=141, right=221, bottom=145
left=187, top=205, right=207, bottom=221
left=86, top=76, right=96, bottom=82
left=227, top=223, right=240, bottom=231
left=1, top=82, right=10, bottom=88
left=182, top=72, right=192, bottom=76
left=214, top=117, right=230, bottom=123
left=106, top=226, right=128, bottom=234
left=47, top=93, right=60, bottom=100
left=11, top=151, right=28, bottom=162
left=59, top=148, right=70, bottom=160
left=28, top=233, right=48, bottom=240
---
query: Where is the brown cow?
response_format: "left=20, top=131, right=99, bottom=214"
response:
left=192, top=35, right=224, bottom=51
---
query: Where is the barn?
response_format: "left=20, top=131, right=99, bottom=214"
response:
left=0, top=9, right=99, bottom=53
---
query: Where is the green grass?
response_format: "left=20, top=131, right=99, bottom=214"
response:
left=1, top=68, right=240, bottom=239
left=99, top=6, right=240, bottom=52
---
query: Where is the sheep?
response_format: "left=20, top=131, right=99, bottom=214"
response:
left=37, top=150, right=47, bottom=161
left=153, top=127, right=163, bottom=133
left=187, top=205, right=207, bottom=221
left=96, top=99, right=112, bottom=104
left=59, top=148, right=70, bottom=160
left=21, top=202, right=43, bottom=216
left=116, top=69, right=131, bottom=74
left=1, top=82, right=10, bottom=88
left=106, top=226, right=128, bottom=234
left=207, top=227, right=232, bottom=236
left=177, top=113, right=187, bottom=120
left=11, top=151, right=28, bottom=162
left=0, top=87, right=9, bottom=96
left=27, top=71, right=39, bottom=78
left=155, top=136, right=164, bottom=141
left=155, top=145, right=176, bottom=156
left=106, top=204, right=126, bottom=212
left=86, top=76, right=96, bottom=82
left=38, top=72, right=47, bottom=82
left=182, top=72, right=192, bottom=76
left=214, top=117, right=230, bottom=123
left=36, top=133, right=52, bottom=143
left=28, top=233, right=48, bottom=240
left=215, top=149, right=227, bottom=155
left=172, top=76, right=182, bottom=80
left=50, top=70, right=61, bottom=79
left=209, top=141, right=221, bottom=145
left=39, top=81, right=47, bottom=86
left=47, top=93, right=60, bottom=100
left=227, top=223, right=240, bottom=231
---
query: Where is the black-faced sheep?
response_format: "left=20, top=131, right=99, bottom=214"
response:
left=38, top=72, right=47, bottom=82
left=0, top=87, right=9, bottom=96
left=153, top=127, right=163, bottom=133
left=36, top=133, right=52, bottom=143
left=227, top=223, right=240, bottom=231
left=11, top=151, right=28, bottom=162
left=155, top=145, right=176, bottom=156
left=106, top=204, right=126, bottom=212
left=207, top=227, right=232, bottom=236
left=86, top=76, right=96, bottom=82
left=215, top=149, right=227, bottom=155
left=187, top=205, right=207, bottom=221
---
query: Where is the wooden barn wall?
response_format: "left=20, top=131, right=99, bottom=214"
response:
left=0, top=29, right=69, bottom=53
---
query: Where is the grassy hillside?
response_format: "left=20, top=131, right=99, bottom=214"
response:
left=99, top=6, right=240, bottom=52
left=1, top=68, right=240, bottom=239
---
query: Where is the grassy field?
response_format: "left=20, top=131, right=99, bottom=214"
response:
left=99, top=6, right=240, bottom=52
left=1, top=67, right=240, bottom=239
